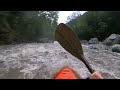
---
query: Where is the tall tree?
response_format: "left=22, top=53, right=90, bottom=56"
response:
left=67, top=11, right=120, bottom=41
left=0, top=11, right=59, bottom=44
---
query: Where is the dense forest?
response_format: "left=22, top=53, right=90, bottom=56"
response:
left=1, top=11, right=120, bottom=45
left=67, top=11, right=120, bottom=41
left=0, top=11, right=58, bottom=44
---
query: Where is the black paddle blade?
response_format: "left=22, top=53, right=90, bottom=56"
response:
left=55, top=23, right=84, bottom=61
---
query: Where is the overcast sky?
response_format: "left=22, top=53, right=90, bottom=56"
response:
left=58, top=11, right=86, bottom=24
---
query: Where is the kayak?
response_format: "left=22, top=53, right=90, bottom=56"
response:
left=55, top=67, right=77, bottom=79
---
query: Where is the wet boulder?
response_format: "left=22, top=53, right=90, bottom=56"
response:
left=88, top=38, right=99, bottom=44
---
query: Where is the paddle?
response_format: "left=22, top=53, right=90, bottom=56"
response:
left=55, top=23, right=95, bottom=74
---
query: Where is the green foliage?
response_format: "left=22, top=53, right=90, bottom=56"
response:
left=0, top=11, right=58, bottom=44
left=67, top=11, right=120, bottom=41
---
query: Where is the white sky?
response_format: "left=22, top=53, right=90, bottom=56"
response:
left=58, top=11, right=86, bottom=24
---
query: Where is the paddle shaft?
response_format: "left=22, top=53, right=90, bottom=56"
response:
left=81, top=55, right=95, bottom=73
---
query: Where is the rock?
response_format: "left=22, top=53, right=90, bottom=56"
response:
left=112, top=44, right=120, bottom=53
left=103, top=34, right=120, bottom=46
left=81, top=40, right=88, bottom=44
left=88, top=44, right=110, bottom=50
left=112, top=35, right=120, bottom=45
left=36, top=38, right=54, bottom=43
left=88, top=38, right=99, bottom=44
left=99, top=42, right=102, bottom=44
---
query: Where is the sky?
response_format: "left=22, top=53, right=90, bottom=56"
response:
left=58, top=11, right=86, bottom=24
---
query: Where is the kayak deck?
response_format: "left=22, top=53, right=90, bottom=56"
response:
left=55, top=67, right=77, bottom=79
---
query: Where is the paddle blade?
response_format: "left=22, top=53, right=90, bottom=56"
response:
left=55, top=23, right=84, bottom=61
left=55, top=23, right=95, bottom=73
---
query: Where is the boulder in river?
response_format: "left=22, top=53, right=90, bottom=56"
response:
left=112, top=35, right=120, bottom=45
left=36, top=38, right=54, bottom=43
left=103, top=34, right=120, bottom=46
left=81, top=40, right=88, bottom=44
left=88, top=38, right=99, bottom=44
left=88, top=44, right=110, bottom=51
left=112, top=44, right=120, bottom=53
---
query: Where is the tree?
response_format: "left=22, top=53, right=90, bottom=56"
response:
left=0, top=11, right=59, bottom=44
left=66, top=12, right=81, bottom=23
left=67, top=11, right=120, bottom=41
